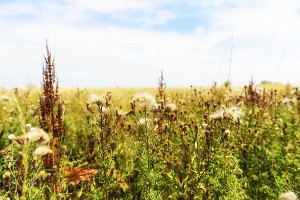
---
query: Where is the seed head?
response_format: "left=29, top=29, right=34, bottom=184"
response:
left=134, top=92, right=157, bottom=109
left=7, top=134, right=16, bottom=141
left=24, top=126, right=50, bottom=143
left=33, top=146, right=52, bottom=157
left=279, top=191, right=298, bottom=200
left=166, top=103, right=177, bottom=111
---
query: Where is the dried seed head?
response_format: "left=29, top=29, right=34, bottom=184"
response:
left=3, top=171, right=10, bottom=179
left=279, top=191, right=298, bottom=200
left=3, top=171, right=11, bottom=187
left=24, top=127, right=50, bottom=143
left=7, top=134, right=16, bottom=141
left=33, top=146, right=52, bottom=157
left=39, top=170, right=48, bottom=180
left=165, top=103, right=177, bottom=111
left=224, top=129, right=231, bottom=135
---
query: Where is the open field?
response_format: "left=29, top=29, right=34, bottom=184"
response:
left=0, top=79, right=299, bottom=199
left=0, top=46, right=299, bottom=200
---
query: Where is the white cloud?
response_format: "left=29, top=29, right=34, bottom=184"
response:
left=0, top=0, right=300, bottom=88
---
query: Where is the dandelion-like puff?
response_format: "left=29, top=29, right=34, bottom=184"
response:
left=210, top=106, right=243, bottom=122
left=25, top=124, right=50, bottom=143
left=33, top=146, right=52, bottom=157
left=134, top=92, right=157, bottom=109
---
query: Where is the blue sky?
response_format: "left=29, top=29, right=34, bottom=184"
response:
left=0, top=0, right=299, bottom=88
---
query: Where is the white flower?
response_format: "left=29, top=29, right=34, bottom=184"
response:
left=279, top=191, right=298, bottom=200
left=24, top=125, right=50, bottom=143
left=33, top=146, right=52, bottom=157
left=134, top=92, right=157, bottom=108
left=7, top=134, right=16, bottom=141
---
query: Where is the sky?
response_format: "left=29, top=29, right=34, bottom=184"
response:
left=0, top=0, right=299, bottom=88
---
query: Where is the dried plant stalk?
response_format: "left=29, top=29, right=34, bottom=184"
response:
left=39, top=42, right=65, bottom=195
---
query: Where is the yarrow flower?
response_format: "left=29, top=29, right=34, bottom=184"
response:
left=24, top=124, right=50, bottom=143
left=279, top=191, right=298, bottom=200
left=33, top=146, right=52, bottom=157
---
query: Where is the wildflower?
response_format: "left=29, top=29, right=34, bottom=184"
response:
left=279, top=191, right=298, bottom=200
left=133, top=92, right=157, bottom=108
left=24, top=124, right=50, bottom=143
left=7, top=134, right=16, bottom=141
left=88, top=94, right=106, bottom=104
left=8, top=133, right=24, bottom=144
left=33, top=146, right=52, bottom=157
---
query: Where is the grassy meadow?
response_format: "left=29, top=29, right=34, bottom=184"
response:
left=0, top=49, right=299, bottom=199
